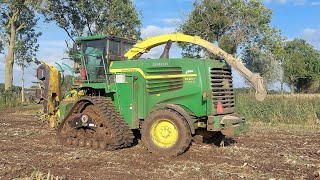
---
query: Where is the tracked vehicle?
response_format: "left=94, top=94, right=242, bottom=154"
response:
left=35, top=34, right=266, bottom=156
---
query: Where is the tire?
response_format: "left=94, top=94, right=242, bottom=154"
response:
left=141, top=109, right=191, bottom=157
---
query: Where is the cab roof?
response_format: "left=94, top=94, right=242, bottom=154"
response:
left=76, top=35, right=136, bottom=44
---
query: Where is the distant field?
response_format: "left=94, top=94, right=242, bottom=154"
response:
left=0, top=90, right=35, bottom=108
left=269, top=94, right=320, bottom=98
left=1, top=90, right=319, bottom=126
left=236, top=93, right=320, bottom=126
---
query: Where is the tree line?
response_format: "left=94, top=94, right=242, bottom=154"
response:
left=0, top=0, right=319, bottom=99
left=179, top=0, right=320, bottom=94
left=0, top=0, right=141, bottom=102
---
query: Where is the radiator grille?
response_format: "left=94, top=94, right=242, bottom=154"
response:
left=211, top=68, right=235, bottom=114
left=146, top=67, right=183, bottom=94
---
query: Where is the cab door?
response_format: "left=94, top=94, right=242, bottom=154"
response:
left=114, top=76, right=138, bottom=129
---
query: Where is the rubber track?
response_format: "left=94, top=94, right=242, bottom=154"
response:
left=57, top=96, right=134, bottom=151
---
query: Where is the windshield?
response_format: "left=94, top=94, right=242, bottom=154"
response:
left=82, top=39, right=107, bottom=81
left=83, top=39, right=106, bottom=56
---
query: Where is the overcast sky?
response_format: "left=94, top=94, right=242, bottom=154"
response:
left=0, top=0, right=319, bottom=89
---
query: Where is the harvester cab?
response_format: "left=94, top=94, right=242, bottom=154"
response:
left=70, top=35, right=136, bottom=83
left=34, top=33, right=267, bottom=157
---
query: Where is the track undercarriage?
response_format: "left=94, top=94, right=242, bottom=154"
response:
left=57, top=97, right=134, bottom=150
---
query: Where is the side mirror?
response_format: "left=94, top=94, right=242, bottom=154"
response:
left=70, top=43, right=80, bottom=54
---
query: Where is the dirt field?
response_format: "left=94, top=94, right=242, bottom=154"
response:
left=0, top=108, right=320, bottom=180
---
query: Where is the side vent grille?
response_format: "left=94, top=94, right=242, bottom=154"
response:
left=211, top=68, right=235, bottom=114
left=146, top=67, right=183, bottom=94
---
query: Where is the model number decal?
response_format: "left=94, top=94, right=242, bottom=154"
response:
left=184, top=77, right=196, bottom=81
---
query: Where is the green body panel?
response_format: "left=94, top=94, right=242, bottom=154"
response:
left=59, top=100, right=76, bottom=121
left=107, top=58, right=225, bottom=128
left=80, top=83, right=108, bottom=89
left=112, top=76, right=138, bottom=128
left=59, top=57, right=247, bottom=136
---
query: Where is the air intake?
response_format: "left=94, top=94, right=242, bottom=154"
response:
left=210, top=68, right=235, bottom=115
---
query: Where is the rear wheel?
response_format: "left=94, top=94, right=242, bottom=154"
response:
left=141, top=109, right=191, bottom=157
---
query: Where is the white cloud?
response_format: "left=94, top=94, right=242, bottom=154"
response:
left=311, top=1, right=320, bottom=5
left=36, top=39, right=72, bottom=67
left=39, top=40, right=66, bottom=48
left=300, top=27, right=320, bottom=49
left=139, top=25, right=178, bottom=59
left=0, top=39, right=73, bottom=87
left=160, top=18, right=182, bottom=25
left=141, top=25, right=176, bottom=39
left=141, top=43, right=182, bottom=59
left=293, top=0, right=306, bottom=5
left=140, top=25, right=180, bottom=59
left=265, top=0, right=288, bottom=4
left=264, top=0, right=306, bottom=5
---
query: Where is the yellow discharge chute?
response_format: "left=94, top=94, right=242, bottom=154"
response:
left=125, top=33, right=267, bottom=101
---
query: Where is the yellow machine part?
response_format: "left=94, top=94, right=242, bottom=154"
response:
left=150, top=119, right=179, bottom=148
left=64, top=90, right=85, bottom=101
left=125, top=33, right=267, bottom=101
left=38, top=61, right=62, bottom=128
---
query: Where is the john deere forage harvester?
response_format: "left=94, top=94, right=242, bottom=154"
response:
left=35, top=33, right=266, bottom=156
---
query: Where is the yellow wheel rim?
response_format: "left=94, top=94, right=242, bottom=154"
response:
left=151, top=119, right=178, bottom=148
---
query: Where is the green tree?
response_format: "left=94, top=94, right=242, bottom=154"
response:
left=242, top=32, right=285, bottom=87
left=40, top=0, right=142, bottom=42
left=243, top=48, right=279, bottom=87
left=283, top=39, right=320, bottom=94
left=0, top=0, right=41, bottom=90
left=15, top=29, right=41, bottom=102
left=179, top=0, right=283, bottom=87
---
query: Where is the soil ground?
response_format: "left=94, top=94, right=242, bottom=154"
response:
left=0, top=108, right=319, bottom=180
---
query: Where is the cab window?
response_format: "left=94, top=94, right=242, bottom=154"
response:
left=123, top=43, right=134, bottom=53
left=109, top=41, right=120, bottom=55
